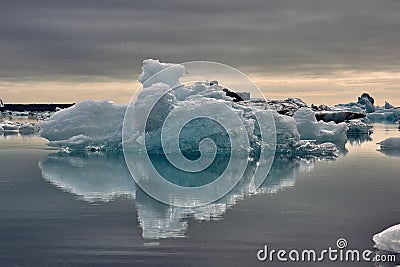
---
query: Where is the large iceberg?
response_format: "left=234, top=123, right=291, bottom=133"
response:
left=373, top=224, right=400, bottom=253
left=38, top=59, right=344, bottom=158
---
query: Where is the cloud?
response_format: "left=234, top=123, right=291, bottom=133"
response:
left=1, top=0, right=400, bottom=81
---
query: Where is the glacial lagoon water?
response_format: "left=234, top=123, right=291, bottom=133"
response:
left=0, top=123, right=400, bottom=266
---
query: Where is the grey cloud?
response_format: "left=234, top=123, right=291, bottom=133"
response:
left=0, top=0, right=400, bottom=80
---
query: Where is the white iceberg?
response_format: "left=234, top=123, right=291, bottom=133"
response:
left=294, top=108, right=348, bottom=144
left=373, top=224, right=400, bottom=253
left=346, top=119, right=373, bottom=135
left=39, top=100, right=126, bottom=150
left=38, top=59, right=344, bottom=158
left=378, top=137, right=400, bottom=150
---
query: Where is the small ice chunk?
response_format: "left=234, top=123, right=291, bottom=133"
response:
left=295, top=141, right=338, bottom=158
left=138, top=59, right=186, bottom=87
left=346, top=120, right=373, bottom=135
left=39, top=100, right=126, bottom=150
left=0, top=120, right=18, bottom=131
left=18, top=122, right=37, bottom=135
left=294, top=108, right=348, bottom=144
left=378, top=137, right=400, bottom=150
left=373, top=224, right=400, bottom=253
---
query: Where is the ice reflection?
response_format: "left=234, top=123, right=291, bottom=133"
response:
left=378, top=149, right=400, bottom=158
left=39, top=152, right=320, bottom=239
left=347, top=134, right=373, bottom=147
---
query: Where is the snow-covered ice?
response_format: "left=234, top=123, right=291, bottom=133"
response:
left=39, top=100, right=126, bottom=150
left=373, top=224, right=400, bottom=253
left=37, top=59, right=372, bottom=158
left=346, top=120, right=373, bottom=135
left=294, top=108, right=348, bottom=144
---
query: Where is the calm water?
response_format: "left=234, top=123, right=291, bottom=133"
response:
left=0, top=123, right=400, bottom=266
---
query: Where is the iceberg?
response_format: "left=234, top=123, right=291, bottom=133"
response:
left=39, top=100, right=126, bottom=150
left=0, top=120, right=19, bottom=131
left=315, top=111, right=365, bottom=123
left=378, top=137, right=400, bottom=150
left=38, top=59, right=345, bottom=159
left=346, top=119, right=373, bottom=135
left=367, top=109, right=400, bottom=123
left=373, top=224, right=400, bottom=253
left=267, top=98, right=308, bottom=116
left=294, top=107, right=348, bottom=144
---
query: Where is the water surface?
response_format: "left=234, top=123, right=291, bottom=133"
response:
left=0, top=123, right=400, bottom=266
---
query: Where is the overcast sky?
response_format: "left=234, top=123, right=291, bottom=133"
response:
left=1, top=0, right=399, bottom=104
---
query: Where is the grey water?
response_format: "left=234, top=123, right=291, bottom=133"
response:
left=0, top=123, right=400, bottom=266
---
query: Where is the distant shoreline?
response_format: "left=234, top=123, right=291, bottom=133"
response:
left=0, top=103, right=74, bottom=112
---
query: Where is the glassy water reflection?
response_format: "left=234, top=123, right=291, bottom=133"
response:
left=39, top=152, right=300, bottom=239
left=2, top=123, right=400, bottom=266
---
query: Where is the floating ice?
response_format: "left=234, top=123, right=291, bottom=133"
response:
left=378, top=137, right=400, bottom=150
left=0, top=120, right=18, bottom=131
left=18, top=122, right=37, bottom=135
left=346, top=119, right=373, bottom=135
left=294, top=108, right=348, bottom=144
left=38, top=59, right=345, bottom=158
left=373, top=224, right=400, bottom=253
left=39, top=100, right=126, bottom=150
left=367, top=109, right=400, bottom=123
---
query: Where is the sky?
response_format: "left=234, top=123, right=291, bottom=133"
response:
left=0, top=0, right=399, bottom=106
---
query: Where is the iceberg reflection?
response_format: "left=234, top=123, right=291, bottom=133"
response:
left=39, top=153, right=306, bottom=239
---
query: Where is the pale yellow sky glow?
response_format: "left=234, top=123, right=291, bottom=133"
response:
left=1, top=70, right=399, bottom=107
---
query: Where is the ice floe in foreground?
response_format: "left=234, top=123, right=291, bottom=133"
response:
left=373, top=225, right=400, bottom=253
